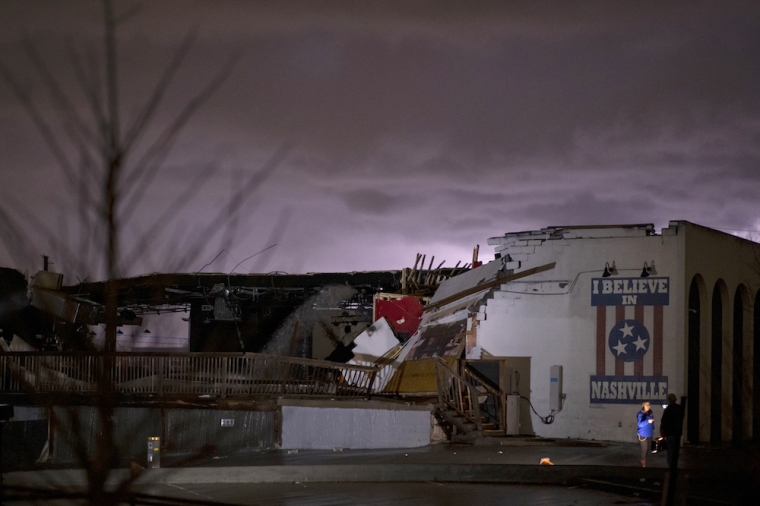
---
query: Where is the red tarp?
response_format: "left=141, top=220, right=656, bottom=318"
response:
left=374, top=296, right=424, bottom=341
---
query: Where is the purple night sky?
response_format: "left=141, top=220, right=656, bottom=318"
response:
left=1, top=1, right=759, bottom=281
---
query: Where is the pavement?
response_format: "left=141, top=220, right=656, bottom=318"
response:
left=5, top=438, right=760, bottom=505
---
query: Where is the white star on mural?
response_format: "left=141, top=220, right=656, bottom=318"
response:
left=619, top=323, right=634, bottom=338
left=633, top=336, right=649, bottom=351
left=613, top=340, right=628, bottom=356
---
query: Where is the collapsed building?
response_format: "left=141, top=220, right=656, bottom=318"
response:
left=1, top=249, right=466, bottom=360
left=380, top=220, right=760, bottom=444
left=0, top=260, right=452, bottom=464
left=2, top=220, right=758, bottom=466
left=1, top=269, right=422, bottom=355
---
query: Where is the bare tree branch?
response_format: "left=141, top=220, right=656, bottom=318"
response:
left=0, top=60, right=80, bottom=191
left=195, top=248, right=238, bottom=274
left=120, top=163, right=218, bottom=268
left=1, top=195, right=91, bottom=277
left=66, top=39, right=108, bottom=148
left=0, top=205, right=39, bottom=269
left=77, top=144, right=104, bottom=274
left=103, top=0, right=122, bottom=283
left=121, top=31, right=196, bottom=154
left=250, top=206, right=293, bottom=273
left=119, top=51, right=241, bottom=215
left=171, top=142, right=291, bottom=271
left=1, top=1, right=285, bottom=501
left=171, top=204, right=265, bottom=274
left=219, top=177, right=242, bottom=256
left=114, top=1, right=145, bottom=26
left=22, top=37, right=100, bottom=152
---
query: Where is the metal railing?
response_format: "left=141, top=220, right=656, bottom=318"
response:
left=0, top=352, right=377, bottom=399
left=461, top=364, right=505, bottom=433
left=434, top=357, right=482, bottom=432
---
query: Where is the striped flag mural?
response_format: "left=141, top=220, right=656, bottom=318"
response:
left=590, top=277, right=669, bottom=404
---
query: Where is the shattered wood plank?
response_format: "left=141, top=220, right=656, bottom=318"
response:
left=423, top=262, right=556, bottom=311
left=425, top=256, right=435, bottom=285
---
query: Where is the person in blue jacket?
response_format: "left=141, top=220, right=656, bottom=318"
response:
left=637, top=401, right=655, bottom=467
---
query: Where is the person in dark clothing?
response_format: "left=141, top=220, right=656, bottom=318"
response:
left=660, top=393, right=684, bottom=470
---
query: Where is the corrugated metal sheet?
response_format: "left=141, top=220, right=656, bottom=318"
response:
left=1, top=419, right=47, bottom=470
left=165, top=409, right=275, bottom=454
left=52, top=407, right=161, bottom=464
left=51, top=407, right=276, bottom=464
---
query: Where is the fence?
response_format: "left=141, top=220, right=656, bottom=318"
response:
left=0, top=352, right=377, bottom=399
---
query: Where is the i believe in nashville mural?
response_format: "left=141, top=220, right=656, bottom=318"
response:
left=590, top=276, right=669, bottom=404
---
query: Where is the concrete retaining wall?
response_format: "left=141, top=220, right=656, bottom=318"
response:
left=280, top=399, right=432, bottom=449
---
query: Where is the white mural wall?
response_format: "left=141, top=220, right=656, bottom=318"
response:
left=471, top=224, right=686, bottom=442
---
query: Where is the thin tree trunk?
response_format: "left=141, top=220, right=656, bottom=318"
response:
left=104, top=0, right=120, bottom=353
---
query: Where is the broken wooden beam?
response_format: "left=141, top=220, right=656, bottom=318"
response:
left=424, top=262, right=556, bottom=312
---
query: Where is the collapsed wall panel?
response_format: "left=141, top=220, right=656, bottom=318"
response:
left=381, top=321, right=466, bottom=396
left=349, top=317, right=400, bottom=364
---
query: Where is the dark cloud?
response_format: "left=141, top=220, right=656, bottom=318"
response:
left=1, top=1, right=760, bottom=277
left=341, top=189, right=425, bottom=214
left=510, top=192, right=659, bottom=227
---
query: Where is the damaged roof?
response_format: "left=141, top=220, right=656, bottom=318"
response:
left=61, top=271, right=403, bottom=311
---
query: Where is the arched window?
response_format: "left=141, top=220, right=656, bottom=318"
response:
left=688, top=276, right=703, bottom=442
left=754, top=290, right=760, bottom=441
left=711, top=281, right=728, bottom=443
left=733, top=285, right=748, bottom=441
